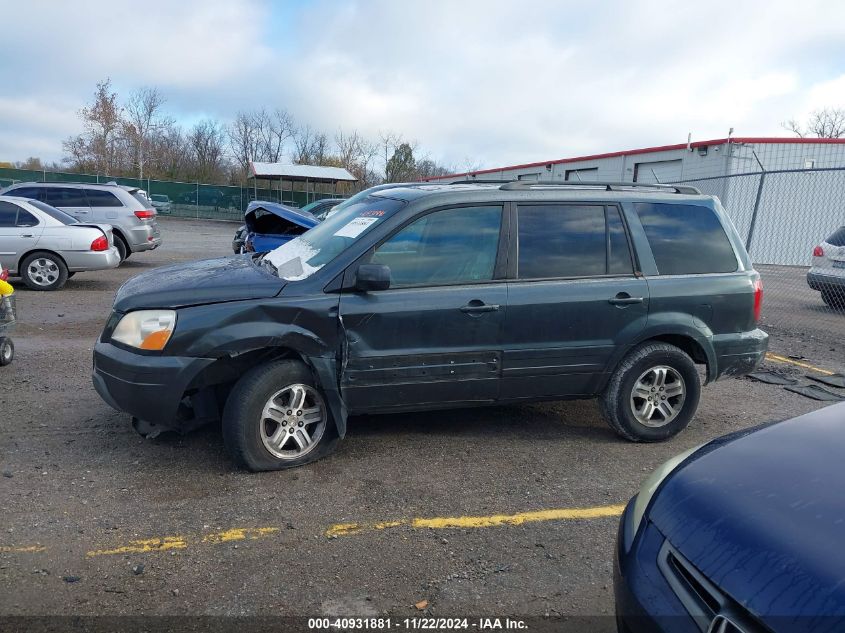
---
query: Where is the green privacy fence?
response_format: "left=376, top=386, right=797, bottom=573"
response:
left=0, top=167, right=340, bottom=222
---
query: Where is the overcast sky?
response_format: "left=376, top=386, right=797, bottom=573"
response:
left=1, top=0, right=844, bottom=170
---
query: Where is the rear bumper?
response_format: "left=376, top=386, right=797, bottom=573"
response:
left=64, top=247, right=120, bottom=272
left=125, top=222, right=162, bottom=251
left=712, top=328, right=768, bottom=380
left=807, top=270, right=845, bottom=291
left=92, top=340, right=215, bottom=426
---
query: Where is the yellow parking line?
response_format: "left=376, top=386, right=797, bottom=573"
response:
left=766, top=352, right=835, bottom=376
left=87, top=527, right=279, bottom=557
left=325, top=504, right=626, bottom=537
left=0, top=545, right=47, bottom=553
left=7, top=506, right=625, bottom=556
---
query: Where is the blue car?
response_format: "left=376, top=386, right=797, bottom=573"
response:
left=243, top=201, right=319, bottom=253
left=615, top=402, right=845, bottom=633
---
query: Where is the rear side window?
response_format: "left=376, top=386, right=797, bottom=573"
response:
left=0, top=201, right=18, bottom=226
left=131, top=191, right=152, bottom=207
left=16, top=209, right=38, bottom=227
left=826, top=227, right=845, bottom=246
left=517, top=205, right=634, bottom=278
left=85, top=189, right=123, bottom=207
left=9, top=186, right=44, bottom=200
left=635, top=203, right=737, bottom=275
left=43, top=187, right=88, bottom=207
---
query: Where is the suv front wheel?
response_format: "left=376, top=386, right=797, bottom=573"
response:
left=222, top=360, right=339, bottom=471
left=600, top=342, right=700, bottom=442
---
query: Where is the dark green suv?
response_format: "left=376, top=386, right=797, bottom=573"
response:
left=92, top=181, right=768, bottom=471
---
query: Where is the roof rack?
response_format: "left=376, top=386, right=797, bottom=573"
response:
left=498, top=180, right=701, bottom=195
left=444, top=178, right=511, bottom=185
left=11, top=180, right=128, bottom=188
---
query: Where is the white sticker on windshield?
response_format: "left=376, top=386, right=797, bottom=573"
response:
left=333, top=216, right=379, bottom=238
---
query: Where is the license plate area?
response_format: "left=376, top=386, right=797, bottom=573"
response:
left=833, top=261, right=845, bottom=269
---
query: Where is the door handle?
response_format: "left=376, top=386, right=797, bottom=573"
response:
left=460, top=300, right=500, bottom=314
left=608, top=293, right=644, bottom=306
left=20, top=234, right=35, bottom=238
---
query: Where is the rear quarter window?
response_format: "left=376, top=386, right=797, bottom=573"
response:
left=825, top=227, right=845, bottom=246
left=635, top=202, right=737, bottom=275
left=85, top=189, right=123, bottom=208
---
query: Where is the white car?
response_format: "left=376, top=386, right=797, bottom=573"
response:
left=808, top=226, right=845, bottom=309
left=0, top=196, right=120, bottom=291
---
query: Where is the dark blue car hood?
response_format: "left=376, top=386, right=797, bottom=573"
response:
left=113, top=255, right=285, bottom=311
left=244, top=201, right=319, bottom=232
left=649, top=403, right=845, bottom=627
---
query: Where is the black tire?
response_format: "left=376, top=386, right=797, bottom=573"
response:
left=67, top=272, right=76, bottom=278
left=20, top=251, right=68, bottom=291
left=600, top=342, right=700, bottom=442
left=114, top=235, right=130, bottom=262
left=0, top=337, right=13, bottom=366
left=222, top=359, right=339, bottom=471
left=821, top=290, right=845, bottom=310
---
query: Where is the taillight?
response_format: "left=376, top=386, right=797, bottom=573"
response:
left=813, top=245, right=825, bottom=257
left=0, top=267, right=7, bottom=281
left=134, top=209, right=156, bottom=220
left=753, top=277, right=763, bottom=324
left=90, top=235, right=109, bottom=251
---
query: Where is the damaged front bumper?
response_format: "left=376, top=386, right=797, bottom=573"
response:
left=92, top=340, right=216, bottom=431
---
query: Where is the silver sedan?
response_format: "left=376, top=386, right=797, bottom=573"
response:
left=0, top=195, right=120, bottom=290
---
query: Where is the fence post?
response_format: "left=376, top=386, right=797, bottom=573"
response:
left=745, top=172, right=767, bottom=254
left=196, top=182, right=199, bottom=219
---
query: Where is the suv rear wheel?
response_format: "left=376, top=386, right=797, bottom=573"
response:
left=222, top=360, right=339, bottom=471
left=114, top=234, right=130, bottom=262
left=600, top=342, right=700, bottom=442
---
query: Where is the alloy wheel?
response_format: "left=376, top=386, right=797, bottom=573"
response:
left=630, top=365, right=686, bottom=427
left=259, top=384, right=327, bottom=460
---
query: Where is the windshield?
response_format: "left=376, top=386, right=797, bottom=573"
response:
left=28, top=199, right=79, bottom=225
left=263, top=195, right=405, bottom=281
left=151, top=194, right=168, bottom=202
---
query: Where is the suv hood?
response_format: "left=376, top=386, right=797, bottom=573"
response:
left=113, top=255, right=285, bottom=312
left=649, top=403, right=845, bottom=628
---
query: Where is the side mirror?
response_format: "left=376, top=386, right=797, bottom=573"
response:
left=355, top=263, right=390, bottom=292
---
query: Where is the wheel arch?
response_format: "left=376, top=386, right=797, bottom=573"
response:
left=111, top=228, right=132, bottom=253
left=16, top=248, right=68, bottom=276
left=185, top=344, right=347, bottom=438
left=606, top=327, right=717, bottom=389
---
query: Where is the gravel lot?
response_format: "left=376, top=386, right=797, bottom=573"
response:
left=0, top=217, right=841, bottom=625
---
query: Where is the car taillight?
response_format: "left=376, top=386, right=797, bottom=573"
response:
left=134, top=209, right=156, bottom=220
left=90, top=235, right=109, bottom=251
left=813, top=245, right=825, bottom=257
left=0, top=267, right=7, bottom=281
left=753, top=278, right=763, bottom=324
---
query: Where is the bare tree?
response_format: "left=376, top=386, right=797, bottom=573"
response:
left=256, top=108, right=295, bottom=163
left=148, top=123, right=190, bottom=180
left=292, top=125, right=315, bottom=164
left=188, top=119, right=227, bottom=182
left=124, top=87, right=167, bottom=179
left=63, top=79, right=123, bottom=175
left=783, top=107, right=845, bottom=139
left=228, top=111, right=263, bottom=177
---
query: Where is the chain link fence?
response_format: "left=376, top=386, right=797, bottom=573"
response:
left=0, top=167, right=342, bottom=222
left=672, top=167, right=845, bottom=342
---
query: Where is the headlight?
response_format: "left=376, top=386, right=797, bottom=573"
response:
left=111, top=310, right=176, bottom=351
left=631, top=444, right=703, bottom=535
